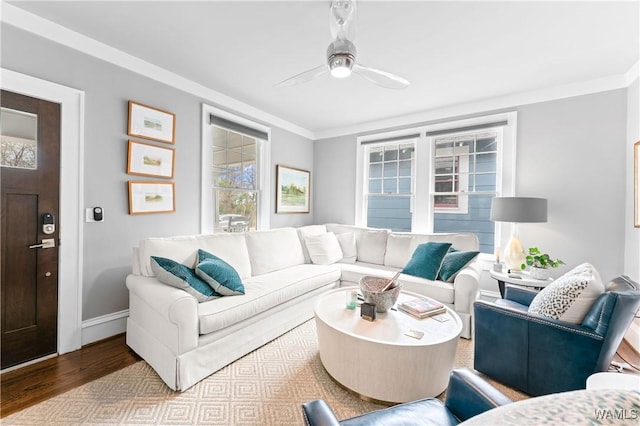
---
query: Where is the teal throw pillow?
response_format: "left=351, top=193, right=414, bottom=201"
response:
left=402, top=242, right=452, bottom=280
left=195, top=249, right=245, bottom=296
left=437, top=249, right=479, bottom=282
left=150, top=256, right=220, bottom=302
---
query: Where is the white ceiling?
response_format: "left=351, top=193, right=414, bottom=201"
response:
left=5, top=1, right=640, bottom=138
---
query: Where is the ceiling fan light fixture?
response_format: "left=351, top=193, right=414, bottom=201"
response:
left=329, top=55, right=354, bottom=78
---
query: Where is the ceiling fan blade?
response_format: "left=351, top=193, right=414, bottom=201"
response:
left=353, top=64, right=410, bottom=90
left=274, top=64, right=328, bottom=88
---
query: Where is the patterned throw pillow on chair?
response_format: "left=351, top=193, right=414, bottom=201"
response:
left=528, top=262, right=604, bottom=324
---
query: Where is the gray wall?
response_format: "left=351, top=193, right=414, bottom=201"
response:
left=314, top=90, right=629, bottom=286
left=1, top=25, right=314, bottom=320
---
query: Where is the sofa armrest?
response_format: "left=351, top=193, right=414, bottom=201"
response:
left=302, top=400, right=341, bottom=426
left=445, top=368, right=512, bottom=421
left=126, top=274, right=199, bottom=355
left=452, top=262, right=481, bottom=315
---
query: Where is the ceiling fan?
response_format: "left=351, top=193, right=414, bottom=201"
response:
left=275, top=0, right=410, bottom=90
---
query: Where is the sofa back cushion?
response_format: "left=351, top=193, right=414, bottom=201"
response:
left=245, top=227, right=306, bottom=275
left=137, top=233, right=252, bottom=279
left=325, top=224, right=389, bottom=264
left=384, top=232, right=479, bottom=268
left=297, top=224, right=328, bottom=263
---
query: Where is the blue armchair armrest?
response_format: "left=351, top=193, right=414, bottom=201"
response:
left=301, top=369, right=511, bottom=426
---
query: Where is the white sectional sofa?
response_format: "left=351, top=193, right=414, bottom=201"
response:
left=126, top=224, right=481, bottom=391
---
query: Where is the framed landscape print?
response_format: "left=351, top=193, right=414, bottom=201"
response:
left=127, top=140, right=175, bottom=178
left=128, top=181, right=175, bottom=214
left=635, top=141, right=639, bottom=227
left=276, top=165, right=310, bottom=213
left=128, top=101, right=176, bottom=144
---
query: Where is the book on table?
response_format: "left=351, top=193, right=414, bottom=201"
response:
left=398, top=297, right=447, bottom=318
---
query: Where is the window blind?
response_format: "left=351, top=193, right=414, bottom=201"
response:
left=424, top=120, right=508, bottom=137
left=360, top=133, right=421, bottom=145
left=209, top=114, right=268, bottom=140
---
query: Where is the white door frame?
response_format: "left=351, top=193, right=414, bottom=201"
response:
left=1, top=68, right=84, bottom=355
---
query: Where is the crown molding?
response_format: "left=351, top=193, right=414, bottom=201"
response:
left=1, top=2, right=314, bottom=140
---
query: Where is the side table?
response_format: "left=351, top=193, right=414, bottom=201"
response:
left=490, top=269, right=553, bottom=298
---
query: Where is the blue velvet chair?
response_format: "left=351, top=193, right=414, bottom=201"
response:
left=473, top=275, right=640, bottom=396
left=301, top=368, right=512, bottom=426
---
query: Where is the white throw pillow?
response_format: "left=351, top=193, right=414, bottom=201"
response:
left=528, top=262, right=604, bottom=324
left=357, top=229, right=389, bottom=264
left=335, top=232, right=357, bottom=264
left=304, top=232, right=344, bottom=265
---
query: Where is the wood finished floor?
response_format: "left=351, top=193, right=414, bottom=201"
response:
left=0, top=334, right=140, bottom=418
left=0, top=334, right=638, bottom=419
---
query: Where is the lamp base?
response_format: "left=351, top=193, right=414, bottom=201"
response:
left=503, top=236, right=525, bottom=270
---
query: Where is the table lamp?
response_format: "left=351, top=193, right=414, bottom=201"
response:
left=490, top=197, right=548, bottom=270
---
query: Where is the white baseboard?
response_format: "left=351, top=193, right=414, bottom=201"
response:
left=82, top=309, right=128, bottom=346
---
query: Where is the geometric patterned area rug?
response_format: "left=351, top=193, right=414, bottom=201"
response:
left=3, top=319, right=527, bottom=425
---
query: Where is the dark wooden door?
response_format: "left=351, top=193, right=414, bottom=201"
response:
left=1, top=90, right=60, bottom=369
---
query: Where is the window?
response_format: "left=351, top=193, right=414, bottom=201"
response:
left=432, top=131, right=499, bottom=253
left=201, top=105, right=270, bottom=233
left=356, top=113, right=516, bottom=255
left=212, top=127, right=258, bottom=232
left=365, top=142, right=415, bottom=231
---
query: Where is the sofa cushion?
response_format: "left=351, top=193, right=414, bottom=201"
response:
left=245, top=227, right=306, bottom=276
left=198, top=264, right=340, bottom=334
left=336, top=232, right=357, bottom=264
left=304, top=232, right=344, bottom=265
left=402, top=242, right=452, bottom=280
left=384, top=233, right=415, bottom=268
left=528, top=262, right=604, bottom=324
left=195, top=249, right=245, bottom=296
left=325, top=224, right=389, bottom=265
left=438, top=249, right=480, bottom=283
left=137, top=233, right=252, bottom=279
left=150, top=256, right=220, bottom=302
left=297, top=225, right=328, bottom=263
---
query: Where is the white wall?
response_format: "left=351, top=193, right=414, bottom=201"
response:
left=314, top=90, right=629, bottom=293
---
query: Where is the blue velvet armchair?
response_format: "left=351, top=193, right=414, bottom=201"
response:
left=302, top=368, right=512, bottom=426
left=473, top=275, right=640, bottom=396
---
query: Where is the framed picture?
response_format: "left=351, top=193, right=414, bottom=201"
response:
left=635, top=141, right=639, bottom=227
left=127, top=101, right=176, bottom=144
left=127, top=140, right=175, bottom=178
left=128, top=181, right=175, bottom=214
left=276, top=165, right=310, bottom=213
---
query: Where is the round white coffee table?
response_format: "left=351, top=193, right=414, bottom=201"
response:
left=314, top=287, right=462, bottom=404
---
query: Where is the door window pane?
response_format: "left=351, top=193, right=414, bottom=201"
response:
left=1, top=108, right=37, bottom=169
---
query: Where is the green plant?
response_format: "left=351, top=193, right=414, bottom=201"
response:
left=520, top=247, right=564, bottom=270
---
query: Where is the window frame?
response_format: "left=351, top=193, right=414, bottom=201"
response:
left=356, top=112, right=517, bottom=256
left=201, top=104, right=271, bottom=233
